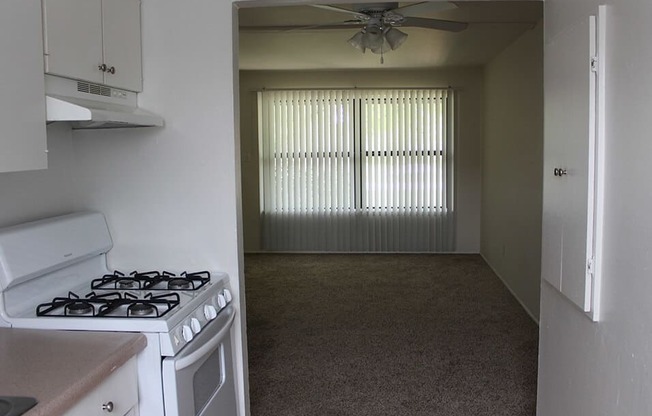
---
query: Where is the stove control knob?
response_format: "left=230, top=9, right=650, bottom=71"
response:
left=204, top=304, right=218, bottom=320
left=181, top=324, right=194, bottom=342
left=190, top=317, right=202, bottom=334
left=217, top=293, right=227, bottom=309
left=222, top=288, right=233, bottom=303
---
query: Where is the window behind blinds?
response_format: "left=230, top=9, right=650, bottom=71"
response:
left=259, top=88, right=455, bottom=252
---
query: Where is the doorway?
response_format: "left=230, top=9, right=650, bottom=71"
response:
left=234, top=1, right=543, bottom=414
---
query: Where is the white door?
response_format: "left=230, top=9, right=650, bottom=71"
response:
left=43, top=0, right=104, bottom=84
left=102, top=0, right=143, bottom=91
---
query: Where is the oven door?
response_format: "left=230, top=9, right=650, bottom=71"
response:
left=162, top=305, right=237, bottom=416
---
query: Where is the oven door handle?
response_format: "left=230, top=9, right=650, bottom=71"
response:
left=175, top=308, right=236, bottom=371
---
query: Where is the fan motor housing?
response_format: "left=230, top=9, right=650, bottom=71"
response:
left=352, top=2, right=399, bottom=13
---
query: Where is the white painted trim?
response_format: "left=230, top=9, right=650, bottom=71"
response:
left=588, top=4, right=607, bottom=323
left=243, top=250, right=480, bottom=254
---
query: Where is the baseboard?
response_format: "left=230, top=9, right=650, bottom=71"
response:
left=480, top=253, right=540, bottom=325
left=243, top=250, right=481, bottom=255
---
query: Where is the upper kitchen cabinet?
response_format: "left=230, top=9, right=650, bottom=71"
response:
left=42, top=0, right=143, bottom=92
left=0, top=0, right=48, bottom=173
left=101, top=0, right=142, bottom=92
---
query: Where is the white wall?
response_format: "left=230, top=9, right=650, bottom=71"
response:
left=13, top=1, right=652, bottom=415
left=0, top=124, right=79, bottom=227
left=240, top=68, right=484, bottom=253
left=71, top=0, right=248, bottom=414
left=538, top=1, right=652, bottom=414
left=481, top=23, right=543, bottom=321
left=0, top=1, right=249, bottom=413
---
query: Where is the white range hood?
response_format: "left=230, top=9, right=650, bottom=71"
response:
left=45, top=75, right=164, bottom=129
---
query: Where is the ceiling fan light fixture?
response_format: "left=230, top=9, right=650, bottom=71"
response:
left=362, top=23, right=384, bottom=51
left=370, top=39, right=391, bottom=55
left=347, top=31, right=366, bottom=52
left=364, top=32, right=384, bottom=51
left=385, top=27, right=408, bottom=50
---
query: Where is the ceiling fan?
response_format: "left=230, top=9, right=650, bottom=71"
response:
left=296, top=2, right=469, bottom=61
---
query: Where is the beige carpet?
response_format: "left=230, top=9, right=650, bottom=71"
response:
left=245, top=254, right=538, bottom=416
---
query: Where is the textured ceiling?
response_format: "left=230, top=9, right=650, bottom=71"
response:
left=238, top=1, right=542, bottom=70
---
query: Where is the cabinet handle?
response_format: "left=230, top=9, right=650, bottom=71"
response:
left=559, top=168, right=567, bottom=176
left=102, top=401, right=114, bottom=412
left=107, top=66, right=116, bottom=74
left=98, top=63, right=107, bottom=72
left=554, top=168, right=559, bottom=176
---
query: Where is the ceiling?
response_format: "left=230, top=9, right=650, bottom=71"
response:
left=238, top=1, right=542, bottom=70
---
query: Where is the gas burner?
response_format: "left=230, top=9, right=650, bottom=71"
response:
left=168, top=278, right=192, bottom=290
left=117, top=278, right=139, bottom=290
left=66, top=300, right=93, bottom=315
left=128, top=302, right=156, bottom=317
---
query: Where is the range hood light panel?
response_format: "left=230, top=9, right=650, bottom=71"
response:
left=44, top=75, right=164, bottom=129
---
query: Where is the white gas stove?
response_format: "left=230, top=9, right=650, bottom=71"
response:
left=0, top=212, right=238, bottom=415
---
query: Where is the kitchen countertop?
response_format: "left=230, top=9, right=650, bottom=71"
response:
left=0, top=328, right=146, bottom=416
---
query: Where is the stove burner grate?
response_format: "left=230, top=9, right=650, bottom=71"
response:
left=36, top=291, right=180, bottom=319
left=96, top=292, right=181, bottom=318
left=91, top=271, right=150, bottom=291
left=36, top=291, right=115, bottom=317
left=91, top=270, right=211, bottom=292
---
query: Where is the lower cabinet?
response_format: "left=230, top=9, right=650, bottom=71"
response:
left=64, top=357, right=139, bottom=416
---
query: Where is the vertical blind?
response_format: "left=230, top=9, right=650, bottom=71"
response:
left=259, top=88, right=455, bottom=252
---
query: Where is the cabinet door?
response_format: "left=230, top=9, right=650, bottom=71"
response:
left=94, top=357, right=139, bottom=416
left=64, top=358, right=138, bottom=416
left=43, top=0, right=104, bottom=84
left=542, top=14, right=596, bottom=313
left=0, top=0, right=47, bottom=173
left=102, top=0, right=143, bottom=91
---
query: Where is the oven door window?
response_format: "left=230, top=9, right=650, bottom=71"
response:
left=162, top=306, right=237, bottom=416
left=193, top=344, right=224, bottom=412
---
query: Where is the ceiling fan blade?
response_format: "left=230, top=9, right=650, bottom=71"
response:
left=402, top=17, right=468, bottom=32
left=392, top=2, right=458, bottom=17
left=240, top=21, right=364, bottom=32
left=310, top=4, right=367, bottom=19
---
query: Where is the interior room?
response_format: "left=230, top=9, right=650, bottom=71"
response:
left=238, top=1, right=544, bottom=414
left=2, top=0, right=652, bottom=415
